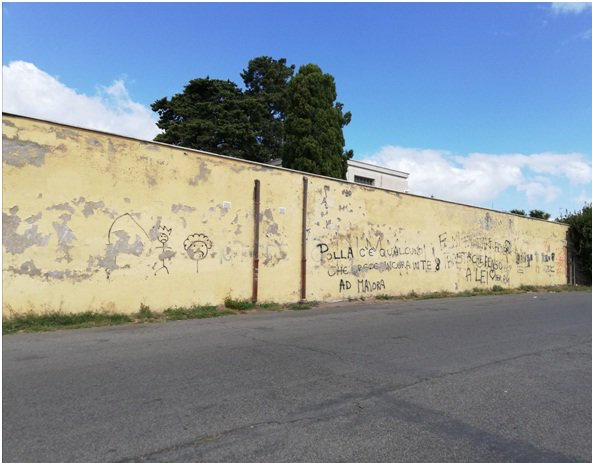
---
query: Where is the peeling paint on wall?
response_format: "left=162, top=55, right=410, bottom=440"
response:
left=2, top=114, right=569, bottom=315
left=2, top=137, right=50, bottom=167
left=47, top=202, right=75, bottom=215
left=189, top=161, right=211, bottom=186
left=83, top=201, right=106, bottom=217
left=171, top=203, right=196, bottom=214
left=7, top=260, right=95, bottom=282
left=2, top=210, right=51, bottom=255
left=52, top=213, right=77, bottom=263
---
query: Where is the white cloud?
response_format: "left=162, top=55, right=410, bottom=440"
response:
left=516, top=177, right=562, bottom=203
left=361, top=146, right=592, bottom=207
left=580, top=28, right=592, bottom=39
left=551, top=2, right=592, bottom=14
left=2, top=61, right=160, bottom=140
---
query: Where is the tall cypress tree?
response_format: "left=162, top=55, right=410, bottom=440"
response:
left=283, top=64, right=353, bottom=179
left=241, top=57, right=295, bottom=162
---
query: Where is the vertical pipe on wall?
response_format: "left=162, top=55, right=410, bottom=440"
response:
left=300, top=177, right=308, bottom=302
left=252, top=179, right=261, bottom=303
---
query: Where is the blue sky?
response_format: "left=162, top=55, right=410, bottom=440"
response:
left=3, top=2, right=592, bottom=217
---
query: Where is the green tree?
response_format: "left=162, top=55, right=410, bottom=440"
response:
left=510, top=209, right=526, bottom=216
left=529, top=209, right=551, bottom=220
left=283, top=64, right=353, bottom=179
left=151, top=77, right=264, bottom=161
left=558, top=203, right=592, bottom=281
left=241, top=56, right=294, bottom=162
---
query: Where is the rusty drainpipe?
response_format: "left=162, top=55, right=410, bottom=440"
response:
left=252, top=179, right=261, bottom=303
left=300, top=177, right=308, bottom=302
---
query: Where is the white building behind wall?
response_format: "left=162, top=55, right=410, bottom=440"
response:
left=269, top=159, right=410, bottom=193
left=346, top=160, right=409, bottom=192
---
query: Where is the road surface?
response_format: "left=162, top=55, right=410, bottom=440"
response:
left=3, top=292, right=592, bottom=462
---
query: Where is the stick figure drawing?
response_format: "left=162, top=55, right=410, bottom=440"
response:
left=184, top=233, right=213, bottom=273
left=154, top=225, right=173, bottom=275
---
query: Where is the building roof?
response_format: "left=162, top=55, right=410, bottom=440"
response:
left=347, top=159, right=409, bottom=178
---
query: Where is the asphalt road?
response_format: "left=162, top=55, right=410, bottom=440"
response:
left=3, top=292, right=592, bottom=463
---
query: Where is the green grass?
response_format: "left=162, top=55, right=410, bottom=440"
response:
left=2, top=311, right=132, bottom=335
left=4, top=284, right=588, bottom=335
left=163, top=305, right=234, bottom=320
left=372, top=284, right=591, bottom=302
left=224, top=297, right=257, bottom=311
left=256, top=302, right=284, bottom=311
left=3, top=299, right=321, bottom=334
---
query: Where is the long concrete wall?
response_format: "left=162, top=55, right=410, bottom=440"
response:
left=2, top=114, right=569, bottom=315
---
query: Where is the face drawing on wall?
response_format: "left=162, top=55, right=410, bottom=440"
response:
left=158, top=228, right=171, bottom=245
left=154, top=225, right=173, bottom=275
left=184, top=233, right=213, bottom=273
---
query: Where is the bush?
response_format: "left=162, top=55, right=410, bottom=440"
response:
left=137, top=303, right=154, bottom=319
left=558, top=203, right=592, bottom=281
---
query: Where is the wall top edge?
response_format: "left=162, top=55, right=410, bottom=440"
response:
left=2, top=112, right=568, bottom=229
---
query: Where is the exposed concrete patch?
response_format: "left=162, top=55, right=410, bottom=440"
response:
left=43, top=269, right=95, bottom=282
left=262, top=240, right=288, bottom=267
left=6, top=260, right=96, bottom=282
left=202, top=207, right=216, bottom=224
left=342, top=189, right=352, bottom=197
left=25, top=212, right=42, bottom=224
left=2, top=212, right=51, bottom=255
left=99, top=229, right=146, bottom=277
left=2, top=137, right=50, bottom=167
left=102, top=207, right=120, bottom=219
left=124, top=197, right=131, bottom=204
left=189, top=161, right=211, bottom=186
left=146, top=174, right=157, bottom=186
left=53, top=215, right=77, bottom=263
left=267, top=223, right=279, bottom=236
left=8, top=260, right=42, bottom=277
left=52, top=127, right=80, bottom=140
left=263, top=209, right=274, bottom=221
left=3, top=119, right=16, bottom=128
left=86, top=137, right=103, bottom=148
left=171, top=203, right=196, bottom=214
left=72, top=197, right=86, bottom=206
left=47, top=202, right=75, bottom=214
left=481, top=213, right=493, bottom=231
left=217, top=204, right=229, bottom=217
left=148, top=217, right=163, bottom=242
left=83, top=200, right=106, bottom=217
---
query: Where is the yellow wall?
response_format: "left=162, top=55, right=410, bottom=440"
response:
left=2, top=114, right=569, bottom=315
